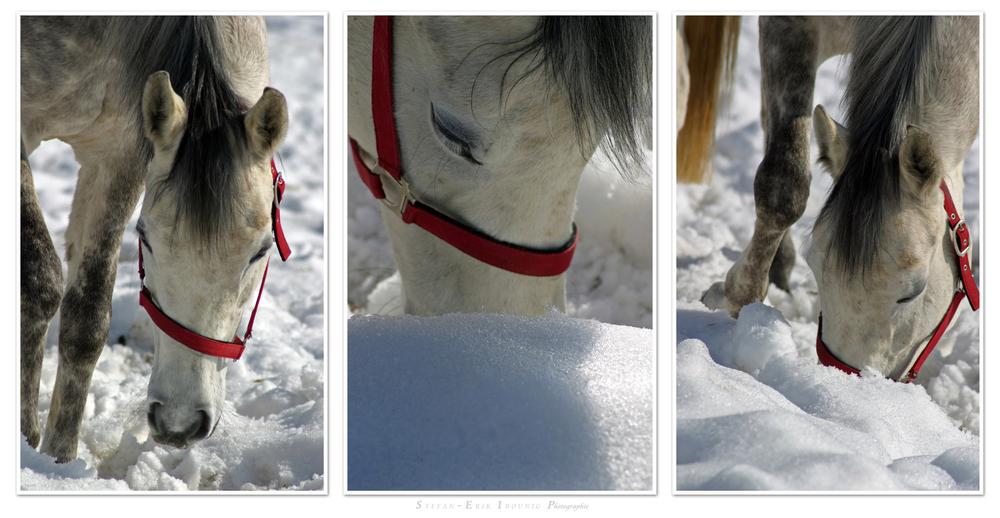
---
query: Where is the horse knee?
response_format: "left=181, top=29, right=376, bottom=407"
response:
left=20, top=259, right=63, bottom=325
left=21, top=163, right=64, bottom=324
left=753, top=150, right=811, bottom=230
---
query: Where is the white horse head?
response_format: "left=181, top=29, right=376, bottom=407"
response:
left=349, top=16, right=650, bottom=316
left=808, top=104, right=971, bottom=380
left=138, top=71, right=287, bottom=447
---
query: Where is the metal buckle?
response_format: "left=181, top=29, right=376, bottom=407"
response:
left=374, top=164, right=415, bottom=217
left=951, top=218, right=971, bottom=258
left=273, top=171, right=285, bottom=208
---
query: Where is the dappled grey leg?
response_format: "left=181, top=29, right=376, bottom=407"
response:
left=710, top=17, right=822, bottom=317
left=768, top=231, right=795, bottom=293
left=20, top=143, right=63, bottom=449
left=39, top=154, right=144, bottom=463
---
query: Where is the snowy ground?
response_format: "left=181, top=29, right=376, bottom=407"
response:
left=346, top=37, right=655, bottom=489
left=349, top=312, right=653, bottom=491
left=675, top=16, right=982, bottom=491
left=18, top=15, right=326, bottom=491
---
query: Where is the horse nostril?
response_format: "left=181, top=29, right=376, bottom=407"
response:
left=147, top=404, right=213, bottom=448
left=147, top=402, right=162, bottom=433
left=192, top=410, right=213, bottom=441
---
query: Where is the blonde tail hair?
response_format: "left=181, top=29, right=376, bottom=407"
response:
left=677, top=16, right=740, bottom=184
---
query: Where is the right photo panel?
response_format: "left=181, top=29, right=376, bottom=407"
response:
left=675, top=15, right=981, bottom=491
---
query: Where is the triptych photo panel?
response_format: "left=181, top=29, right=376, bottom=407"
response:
left=14, top=11, right=985, bottom=509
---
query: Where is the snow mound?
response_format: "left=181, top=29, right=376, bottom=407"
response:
left=348, top=311, right=652, bottom=491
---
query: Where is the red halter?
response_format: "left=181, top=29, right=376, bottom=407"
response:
left=816, top=179, right=980, bottom=382
left=349, top=16, right=578, bottom=277
left=138, top=159, right=292, bottom=360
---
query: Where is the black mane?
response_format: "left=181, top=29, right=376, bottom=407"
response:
left=126, top=16, right=252, bottom=244
left=817, top=17, right=935, bottom=278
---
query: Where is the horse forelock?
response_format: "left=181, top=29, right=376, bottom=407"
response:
left=135, top=17, right=252, bottom=246
left=817, top=16, right=935, bottom=279
left=481, top=16, right=652, bottom=180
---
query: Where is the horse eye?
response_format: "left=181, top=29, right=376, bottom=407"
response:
left=897, top=279, right=926, bottom=304
left=250, top=248, right=269, bottom=264
left=137, top=228, right=152, bottom=253
left=431, top=105, right=483, bottom=165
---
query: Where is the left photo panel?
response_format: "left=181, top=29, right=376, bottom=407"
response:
left=18, top=15, right=327, bottom=491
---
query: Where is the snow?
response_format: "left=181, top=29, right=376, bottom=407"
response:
left=16, top=15, right=326, bottom=492
left=675, top=16, right=982, bottom=491
left=349, top=311, right=652, bottom=491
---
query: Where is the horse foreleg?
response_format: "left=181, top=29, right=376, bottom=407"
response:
left=39, top=154, right=144, bottom=463
left=20, top=142, right=63, bottom=449
left=704, top=17, right=823, bottom=317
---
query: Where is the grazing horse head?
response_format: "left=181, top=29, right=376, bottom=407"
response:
left=137, top=71, right=287, bottom=448
left=809, top=107, right=975, bottom=381
left=806, top=18, right=978, bottom=382
left=348, top=16, right=650, bottom=317
left=808, top=17, right=979, bottom=381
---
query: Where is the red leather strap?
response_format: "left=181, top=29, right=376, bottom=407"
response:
left=402, top=201, right=578, bottom=277
left=140, top=284, right=248, bottom=360
left=371, top=16, right=402, bottom=180
left=906, top=290, right=966, bottom=381
left=138, top=240, right=271, bottom=360
left=271, top=159, right=292, bottom=261
left=817, top=290, right=966, bottom=383
left=350, top=137, right=385, bottom=199
left=815, top=314, right=860, bottom=378
left=940, top=181, right=979, bottom=310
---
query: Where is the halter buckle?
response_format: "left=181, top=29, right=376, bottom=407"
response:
left=951, top=218, right=971, bottom=258
left=273, top=171, right=285, bottom=208
left=374, top=164, right=415, bottom=217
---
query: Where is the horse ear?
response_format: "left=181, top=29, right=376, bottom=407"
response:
left=244, top=87, right=288, bottom=161
left=813, top=105, right=850, bottom=180
left=898, top=125, right=942, bottom=198
left=142, top=71, right=187, bottom=151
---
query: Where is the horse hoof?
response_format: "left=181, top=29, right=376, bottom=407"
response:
left=701, top=282, right=729, bottom=311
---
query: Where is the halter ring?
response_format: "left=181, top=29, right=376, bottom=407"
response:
left=374, top=164, right=416, bottom=217
left=951, top=218, right=970, bottom=258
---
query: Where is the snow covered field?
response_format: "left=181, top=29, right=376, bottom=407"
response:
left=18, top=15, right=326, bottom=491
left=675, top=16, right=982, bottom=491
left=346, top=21, right=655, bottom=489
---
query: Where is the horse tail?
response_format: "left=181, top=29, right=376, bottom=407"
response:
left=676, top=16, right=740, bottom=184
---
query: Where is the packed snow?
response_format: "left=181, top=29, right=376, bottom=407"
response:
left=675, top=16, right=982, bottom=491
left=346, top=31, right=655, bottom=489
left=18, top=15, right=326, bottom=492
left=349, top=311, right=652, bottom=491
